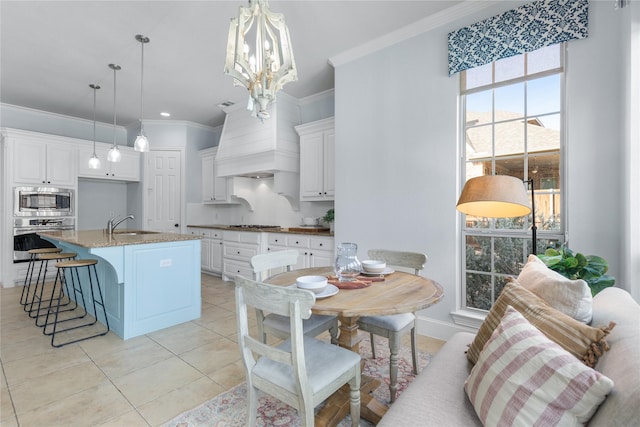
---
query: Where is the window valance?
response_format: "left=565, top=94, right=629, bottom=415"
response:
left=448, top=0, right=588, bottom=76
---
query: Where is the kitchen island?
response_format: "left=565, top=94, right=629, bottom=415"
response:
left=38, top=229, right=201, bottom=340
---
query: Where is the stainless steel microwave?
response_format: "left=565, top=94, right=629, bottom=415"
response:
left=14, top=186, right=74, bottom=217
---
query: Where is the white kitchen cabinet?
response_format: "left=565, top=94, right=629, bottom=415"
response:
left=77, top=143, right=140, bottom=181
left=296, top=117, right=335, bottom=201
left=222, top=230, right=263, bottom=281
left=266, top=233, right=334, bottom=271
left=186, top=227, right=223, bottom=274
left=200, top=147, right=234, bottom=204
left=12, top=138, right=76, bottom=187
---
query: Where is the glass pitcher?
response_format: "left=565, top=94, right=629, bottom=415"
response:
left=335, top=242, right=362, bottom=282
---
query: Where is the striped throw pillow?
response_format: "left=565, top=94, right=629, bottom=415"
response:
left=465, top=306, right=614, bottom=426
left=467, top=282, right=614, bottom=368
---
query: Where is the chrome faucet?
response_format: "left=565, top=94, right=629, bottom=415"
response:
left=107, top=214, right=134, bottom=235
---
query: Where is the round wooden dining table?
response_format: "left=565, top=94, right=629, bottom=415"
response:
left=266, top=266, right=444, bottom=427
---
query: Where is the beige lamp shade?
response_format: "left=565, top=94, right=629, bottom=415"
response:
left=456, top=175, right=531, bottom=218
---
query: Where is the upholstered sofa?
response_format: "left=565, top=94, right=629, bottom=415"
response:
left=379, top=286, right=640, bottom=426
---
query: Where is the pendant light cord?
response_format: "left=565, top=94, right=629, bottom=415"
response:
left=113, top=66, right=117, bottom=146
left=91, top=84, right=98, bottom=154
left=139, top=38, right=144, bottom=132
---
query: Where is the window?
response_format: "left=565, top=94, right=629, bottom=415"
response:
left=460, top=44, right=566, bottom=312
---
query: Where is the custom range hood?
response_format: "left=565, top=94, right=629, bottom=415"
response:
left=215, top=92, right=301, bottom=210
left=215, top=92, right=300, bottom=179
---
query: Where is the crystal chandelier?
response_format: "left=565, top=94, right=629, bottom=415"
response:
left=224, top=0, right=297, bottom=120
left=107, top=63, right=122, bottom=163
left=88, top=83, right=101, bottom=169
left=134, top=34, right=150, bottom=152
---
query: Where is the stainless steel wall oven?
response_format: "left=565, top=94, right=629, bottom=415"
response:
left=13, top=217, right=75, bottom=263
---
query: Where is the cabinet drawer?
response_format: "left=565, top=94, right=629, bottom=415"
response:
left=310, top=237, right=333, bottom=251
left=186, top=227, right=211, bottom=238
left=286, top=235, right=310, bottom=248
left=224, top=242, right=259, bottom=260
left=223, top=261, right=253, bottom=279
left=223, top=230, right=262, bottom=244
left=267, top=233, right=288, bottom=246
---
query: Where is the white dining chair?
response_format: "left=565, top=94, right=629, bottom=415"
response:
left=357, top=249, right=428, bottom=402
left=235, top=275, right=361, bottom=427
left=251, top=250, right=338, bottom=344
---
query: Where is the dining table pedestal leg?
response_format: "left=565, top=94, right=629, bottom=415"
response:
left=314, top=315, right=388, bottom=427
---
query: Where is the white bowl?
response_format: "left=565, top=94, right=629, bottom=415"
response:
left=302, top=217, right=318, bottom=226
left=361, top=260, right=386, bottom=273
left=296, top=275, right=328, bottom=294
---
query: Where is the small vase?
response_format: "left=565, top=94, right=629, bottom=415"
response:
left=335, top=242, right=361, bottom=282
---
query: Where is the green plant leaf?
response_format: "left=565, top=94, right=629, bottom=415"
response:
left=585, top=255, right=609, bottom=274
left=537, top=253, right=562, bottom=267
left=587, top=275, right=616, bottom=296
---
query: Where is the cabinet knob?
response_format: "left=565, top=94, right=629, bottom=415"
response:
left=237, top=251, right=240, bottom=254
left=319, top=243, right=323, bottom=247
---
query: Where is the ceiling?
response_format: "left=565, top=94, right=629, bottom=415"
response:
left=0, top=1, right=462, bottom=129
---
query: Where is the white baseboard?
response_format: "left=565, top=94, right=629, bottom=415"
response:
left=415, top=314, right=477, bottom=341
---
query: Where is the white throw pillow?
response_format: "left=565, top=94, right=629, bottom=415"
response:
left=464, top=306, right=614, bottom=427
left=517, top=254, right=593, bottom=323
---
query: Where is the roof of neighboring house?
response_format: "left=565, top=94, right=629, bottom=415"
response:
left=465, top=111, right=560, bottom=159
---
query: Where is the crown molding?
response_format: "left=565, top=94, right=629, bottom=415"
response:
left=328, top=1, right=498, bottom=68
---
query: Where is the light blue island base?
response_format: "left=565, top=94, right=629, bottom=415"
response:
left=42, top=237, right=201, bottom=340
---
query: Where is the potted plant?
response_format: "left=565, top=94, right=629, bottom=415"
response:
left=322, top=208, right=334, bottom=233
left=537, top=247, right=615, bottom=296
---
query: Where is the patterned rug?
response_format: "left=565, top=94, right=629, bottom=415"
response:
left=164, top=334, right=432, bottom=427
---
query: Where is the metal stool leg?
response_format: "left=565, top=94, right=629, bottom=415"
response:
left=44, top=259, right=110, bottom=348
left=20, top=248, right=62, bottom=307
left=29, top=253, right=77, bottom=322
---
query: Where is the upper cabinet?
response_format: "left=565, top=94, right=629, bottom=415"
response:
left=296, top=117, right=335, bottom=201
left=199, top=147, right=235, bottom=204
left=77, top=143, right=140, bottom=181
left=7, top=131, right=77, bottom=187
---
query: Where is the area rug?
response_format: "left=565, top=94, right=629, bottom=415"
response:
left=164, top=334, right=432, bottom=427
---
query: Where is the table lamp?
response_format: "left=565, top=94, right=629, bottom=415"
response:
left=456, top=175, right=537, bottom=255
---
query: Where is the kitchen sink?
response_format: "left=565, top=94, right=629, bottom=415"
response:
left=113, top=230, right=161, bottom=236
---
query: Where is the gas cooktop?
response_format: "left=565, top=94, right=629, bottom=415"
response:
left=228, top=225, right=281, bottom=230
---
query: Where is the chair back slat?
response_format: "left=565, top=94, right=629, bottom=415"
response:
left=236, top=275, right=314, bottom=318
left=367, top=249, right=428, bottom=275
left=251, top=249, right=299, bottom=281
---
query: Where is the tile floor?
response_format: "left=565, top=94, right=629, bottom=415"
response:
left=1, top=274, right=445, bottom=427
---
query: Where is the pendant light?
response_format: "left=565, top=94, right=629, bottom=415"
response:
left=134, top=34, right=150, bottom=152
left=107, top=63, right=122, bottom=162
left=88, top=83, right=101, bottom=169
left=224, top=0, right=297, bottom=120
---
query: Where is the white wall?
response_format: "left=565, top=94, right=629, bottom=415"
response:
left=333, top=1, right=638, bottom=339
left=77, top=180, right=129, bottom=230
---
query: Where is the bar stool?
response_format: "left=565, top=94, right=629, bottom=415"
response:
left=19, top=247, right=62, bottom=307
left=25, top=252, right=78, bottom=320
left=42, top=258, right=109, bottom=347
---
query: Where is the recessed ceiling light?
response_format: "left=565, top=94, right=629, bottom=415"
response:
left=217, top=100, right=236, bottom=108
left=160, top=112, right=171, bottom=117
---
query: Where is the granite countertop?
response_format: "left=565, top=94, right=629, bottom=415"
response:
left=187, top=224, right=333, bottom=236
left=38, top=229, right=201, bottom=249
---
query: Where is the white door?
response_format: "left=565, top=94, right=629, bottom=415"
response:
left=146, top=150, right=182, bottom=233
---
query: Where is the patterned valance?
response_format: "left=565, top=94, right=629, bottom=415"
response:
left=448, top=0, right=589, bottom=76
